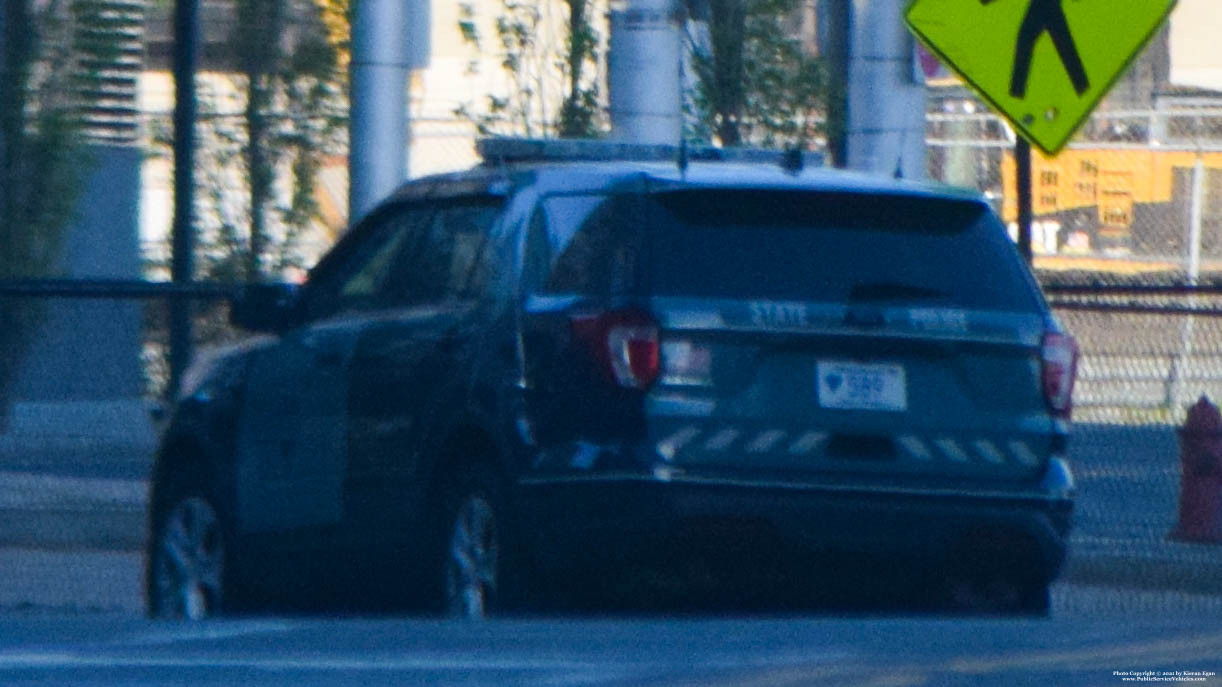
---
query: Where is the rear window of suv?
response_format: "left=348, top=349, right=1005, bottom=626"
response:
left=644, top=189, right=1041, bottom=312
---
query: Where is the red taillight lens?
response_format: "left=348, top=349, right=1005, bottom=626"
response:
left=571, top=309, right=660, bottom=390
left=1042, top=331, right=1079, bottom=418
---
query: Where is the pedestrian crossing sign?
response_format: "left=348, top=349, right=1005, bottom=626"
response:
left=905, top=0, right=1177, bottom=155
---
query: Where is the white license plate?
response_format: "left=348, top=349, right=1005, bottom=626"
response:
left=816, top=361, right=907, bottom=411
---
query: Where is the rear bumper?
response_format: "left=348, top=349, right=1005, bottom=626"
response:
left=519, top=466, right=1073, bottom=584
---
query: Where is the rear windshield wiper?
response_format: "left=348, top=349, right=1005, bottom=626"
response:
left=848, top=282, right=948, bottom=302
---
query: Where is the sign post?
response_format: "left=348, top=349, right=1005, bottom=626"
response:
left=1016, top=138, right=1032, bottom=263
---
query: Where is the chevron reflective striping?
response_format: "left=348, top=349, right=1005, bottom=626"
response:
left=704, top=429, right=741, bottom=452
left=746, top=430, right=787, bottom=454
left=897, top=435, right=933, bottom=461
left=788, top=431, right=828, bottom=455
left=1008, top=440, right=1041, bottom=467
left=935, top=438, right=971, bottom=463
left=656, top=426, right=702, bottom=460
left=973, top=440, right=1007, bottom=465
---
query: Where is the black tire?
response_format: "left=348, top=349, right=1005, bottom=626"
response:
left=942, top=531, right=1052, bottom=617
left=146, top=470, right=231, bottom=620
left=437, top=463, right=521, bottom=618
left=944, top=569, right=1051, bottom=618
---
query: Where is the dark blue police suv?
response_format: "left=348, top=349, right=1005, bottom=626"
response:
left=147, top=139, right=1077, bottom=619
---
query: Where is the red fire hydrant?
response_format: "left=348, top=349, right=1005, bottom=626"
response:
left=1171, top=396, right=1222, bottom=543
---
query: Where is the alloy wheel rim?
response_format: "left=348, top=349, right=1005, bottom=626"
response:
left=446, top=495, right=498, bottom=619
left=154, top=496, right=224, bottom=620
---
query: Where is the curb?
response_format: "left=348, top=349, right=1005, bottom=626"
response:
left=0, top=472, right=147, bottom=552
left=0, top=507, right=145, bottom=552
left=1062, top=534, right=1222, bottom=594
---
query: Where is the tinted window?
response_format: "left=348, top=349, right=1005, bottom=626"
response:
left=542, top=194, right=638, bottom=295
left=645, top=190, right=1040, bottom=311
left=303, top=207, right=427, bottom=320
left=384, top=197, right=503, bottom=304
left=442, top=200, right=502, bottom=298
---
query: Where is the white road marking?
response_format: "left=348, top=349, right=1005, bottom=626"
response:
left=0, top=651, right=608, bottom=673
left=0, top=648, right=854, bottom=676
left=117, top=620, right=296, bottom=646
left=0, top=471, right=146, bottom=509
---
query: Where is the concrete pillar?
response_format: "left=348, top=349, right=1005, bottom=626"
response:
left=609, top=0, right=683, bottom=145
left=846, top=0, right=925, bottom=179
left=349, top=0, right=430, bottom=224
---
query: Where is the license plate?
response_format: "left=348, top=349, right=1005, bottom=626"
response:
left=816, top=361, right=907, bottom=411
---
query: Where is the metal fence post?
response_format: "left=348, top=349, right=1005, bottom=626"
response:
left=1172, top=157, right=1209, bottom=411
left=169, top=0, right=199, bottom=400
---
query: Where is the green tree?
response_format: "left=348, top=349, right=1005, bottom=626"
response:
left=689, top=0, right=834, bottom=150
left=557, top=0, right=601, bottom=138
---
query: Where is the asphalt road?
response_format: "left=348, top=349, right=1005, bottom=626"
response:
left=0, top=604, right=1220, bottom=687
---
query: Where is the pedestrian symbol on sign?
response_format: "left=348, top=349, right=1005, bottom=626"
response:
left=981, top=0, right=1089, bottom=99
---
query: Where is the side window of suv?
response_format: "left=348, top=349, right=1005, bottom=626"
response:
left=301, top=205, right=429, bottom=320
left=385, top=196, right=503, bottom=305
left=440, top=199, right=502, bottom=299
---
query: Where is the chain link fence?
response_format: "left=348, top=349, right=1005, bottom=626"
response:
left=929, top=92, right=1222, bottom=425
left=926, top=91, right=1222, bottom=597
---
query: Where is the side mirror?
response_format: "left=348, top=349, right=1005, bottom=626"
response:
left=229, top=282, right=300, bottom=333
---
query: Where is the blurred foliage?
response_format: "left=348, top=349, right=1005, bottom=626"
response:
left=454, top=0, right=834, bottom=148
left=137, top=1, right=350, bottom=398
left=0, top=0, right=116, bottom=424
left=167, top=0, right=349, bottom=285
left=455, top=0, right=604, bottom=138
left=688, top=0, right=836, bottom=150
left=556, top=0, right=600, bottom=138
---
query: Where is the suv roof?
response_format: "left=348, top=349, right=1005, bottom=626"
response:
left=385, top=138, right=989, bottom=206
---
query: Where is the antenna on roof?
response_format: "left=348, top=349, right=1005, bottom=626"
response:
left=781, top=146, right=804, bottom=174
left=677, top=137, right=689, bottom=177
left=894, top=129, right=907, bottom=179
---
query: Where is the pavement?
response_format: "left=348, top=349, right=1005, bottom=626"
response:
left=2, top=419, right=1222, bottom=613
left=1061, top=424, right=1222, bottom=595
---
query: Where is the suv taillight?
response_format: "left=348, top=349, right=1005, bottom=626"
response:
left=1041, top=331, right=1079, bottom=419
left=571, top=309, right=660, bottom=390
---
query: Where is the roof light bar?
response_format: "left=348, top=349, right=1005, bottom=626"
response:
left=476, top=137, right=824, bottom=169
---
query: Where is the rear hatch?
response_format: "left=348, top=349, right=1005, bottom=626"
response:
left=641, top=189, right=1055, bottom=485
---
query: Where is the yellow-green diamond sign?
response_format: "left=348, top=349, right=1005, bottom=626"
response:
left=906, top=0, right=1177, bottom=155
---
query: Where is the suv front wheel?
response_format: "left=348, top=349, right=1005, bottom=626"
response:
left=147, top=477, right=228, bottom=620
left=441, top=466, right=505, bottom=619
